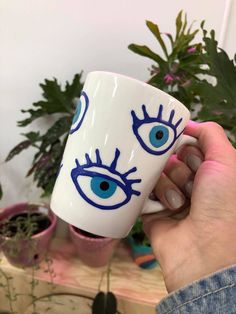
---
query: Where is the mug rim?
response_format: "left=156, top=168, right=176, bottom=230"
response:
left=87, top=70, right=189, bottom=112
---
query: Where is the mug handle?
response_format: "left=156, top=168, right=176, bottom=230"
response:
left=141, top=134, right=198, bottom=215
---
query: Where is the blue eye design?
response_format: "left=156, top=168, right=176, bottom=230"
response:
left=71, top=149, right=141, bottom=210
left=131, top=104, right=183, bottom=155
left=70, top=91, right=89, bottom=134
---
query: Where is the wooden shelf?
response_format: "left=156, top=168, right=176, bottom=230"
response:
left=0, top=238, right=167, bottom=314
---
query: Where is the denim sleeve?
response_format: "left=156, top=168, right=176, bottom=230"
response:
left=157, top=264, right=236, bottom=314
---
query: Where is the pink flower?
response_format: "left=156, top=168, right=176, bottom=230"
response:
left=187, top=47, right=196, bottom=54
left=164, top=74, right=174, bottom=84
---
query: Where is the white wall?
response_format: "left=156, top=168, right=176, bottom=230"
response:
left=0, top=0, right=235, bottom=206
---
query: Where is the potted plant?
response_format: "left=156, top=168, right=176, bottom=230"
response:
left=69, top=225, right=119, bottom=268
left=0, top=202, right=57, bottom=268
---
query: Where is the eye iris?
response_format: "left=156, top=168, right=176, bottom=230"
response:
left=149, top=125, right=169, bottom=148
left=91, top=176, right=117, bottom=199
left=72, top=100, right=82, bottom=124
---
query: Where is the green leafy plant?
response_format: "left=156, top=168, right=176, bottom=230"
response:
left=0, top=205, right=56, bottom=314
left=18, top=258, right=120, bottom=314
left=0, top=264, right=18, bottom=314
left=6, top=73, right=84, bottom=196
left=129, top=12, right=236, bottom=143
left=0, top=213, right=37, bottom=314
left=0, top=213, right=39, bottom=261
left=129, top=11, right=207, bottom=108
left=92, top=258, right=118, bottom=314
left=128, top=11, right=236, bottom=243
left=195, top=25, right=236, bottom=145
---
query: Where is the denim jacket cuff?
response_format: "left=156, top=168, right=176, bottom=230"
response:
left=157, top=264, right=236, bottom=314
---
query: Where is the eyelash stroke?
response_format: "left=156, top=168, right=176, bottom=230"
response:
left=71, top=148, right=142, bottom=210
left=131, top=104, right=183, bottom=131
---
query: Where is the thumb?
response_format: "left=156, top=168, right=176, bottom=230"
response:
left=142, top=213, right=177, bottom=245
left=142, top=209, right=189, bottom=247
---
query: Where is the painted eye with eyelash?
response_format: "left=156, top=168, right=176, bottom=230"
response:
left=71, top=149, right=141, bottom=210
left=70, top=91, right=89, bottom=134
left=131, top=104, right=183, bottom=155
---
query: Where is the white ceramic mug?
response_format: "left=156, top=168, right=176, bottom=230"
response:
left=50, top=71, right=197, bottom=238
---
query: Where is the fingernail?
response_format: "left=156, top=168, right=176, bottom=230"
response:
left=165, top=189, right=185, bottom=209
left=185, top=180, right=193, bottom=196
left=187, top=155, right=202, bottom=172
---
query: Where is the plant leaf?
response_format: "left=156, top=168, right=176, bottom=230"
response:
left=33, top=141, right=64, bottom=195
left=21, top=131, right=41, bottom=142
left=147, top=73, right=166, bottom=90
left=195, top=28, right=236, bottom=131
left=175, top=10, right=183, bottom=40
left=128, top=44, right=166, bottom=67
left=18, top=108, right=46, bottom=127
left=40, top=116, right=72, bottom=151
left=182, top=12, right=188, bottom=34
left=39, top=78, right=72, bottom=113
left=203, top=31, right=236, bottom=103
left=64, top=72, right=84, bottom=101
left=5, top=140, right=31, bottom=161
left=92, top=292, right=117, bottom=314
left=146, top=20, right=168, bottom=58
left=26, top=153, right=51, bottom=177
left=162, top=32, right=174, bottom=47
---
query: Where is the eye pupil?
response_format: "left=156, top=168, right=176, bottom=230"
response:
left=155, top=130, right=164, bottom=140
left=100, top=181, right=110, bottom=191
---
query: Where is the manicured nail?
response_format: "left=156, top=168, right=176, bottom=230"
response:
left=165, top=189, right=185, bottom=209
left=185, top=180, right=193, bottom=196
left=187, top=155, right=202, bottom=172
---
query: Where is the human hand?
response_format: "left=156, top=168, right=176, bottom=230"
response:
left=142, top=121, right=236, bottom=292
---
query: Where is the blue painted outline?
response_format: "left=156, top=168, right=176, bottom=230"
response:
left=71, top=148, right=142, bottom=210
left=70, top=91, right=89, bottom=134
left=131, top=104, right=183, bottom=155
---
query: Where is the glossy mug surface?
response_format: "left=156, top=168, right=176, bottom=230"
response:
left=50, top=71, right=197, bottom=238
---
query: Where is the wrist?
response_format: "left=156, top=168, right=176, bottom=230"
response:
left=162, top=240, right=236, bottom=293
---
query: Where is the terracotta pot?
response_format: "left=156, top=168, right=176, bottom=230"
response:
left=0, top=202, right=57, bottom=268
left=69, top=225, right=119, bottom=267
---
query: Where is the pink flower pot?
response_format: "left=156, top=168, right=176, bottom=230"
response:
left=0, top=202, right=57, bottom=268
left=69, top=225, right=119, bottom=267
